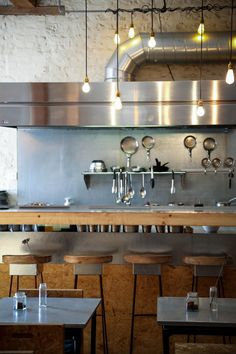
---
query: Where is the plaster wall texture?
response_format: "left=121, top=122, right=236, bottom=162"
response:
left=0, top=0, right=232, bottom=201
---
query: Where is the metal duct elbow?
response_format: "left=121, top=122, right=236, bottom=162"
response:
left=105, top=32, right=235, bottom=82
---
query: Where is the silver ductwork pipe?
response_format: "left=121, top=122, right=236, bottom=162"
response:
left=105, top=32, right=235, bottom=82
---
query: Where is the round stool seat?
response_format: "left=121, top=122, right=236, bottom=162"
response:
left=124, top=253, right=172, bottom=265
left=182, top=255, right=232, bottom=266
left=2, top=254, right=52, bottom=264
left=64, top=254, right=113, bottom=265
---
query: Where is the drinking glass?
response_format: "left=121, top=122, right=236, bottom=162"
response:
left=209, top=286, right=218, bottom=311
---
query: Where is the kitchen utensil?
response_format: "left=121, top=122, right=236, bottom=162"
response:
left=150, top=165, right=155, bottom=188
left=184, top=135, right=197, bottom=158
left=122, top=172, right=131, bottom=204
left=224, top=157, right=235, bottom=189
left=224, top=157, right=235, bottom=169
left=89, top=160, right=107, bottom=172
left=170, top=170, right=175, bottom=194
left=203, top=137, right=216, bottom=160
left=120, top=136, right=139, bottom=169
left=211, top=157, right=221, bottom=173
left=112, top=170, right=116, bottom=194
left=201, top=157, right=211, bottom=173
left=139, top=173, right=146, bottom=198
left=142, top=136, right=155, bottom=160
left=128, top=173, right=135, bottom=198
left=153, top=158, right=169, bottom=172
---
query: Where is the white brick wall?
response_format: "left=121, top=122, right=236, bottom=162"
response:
left=0, top=0, right=231, bottom=203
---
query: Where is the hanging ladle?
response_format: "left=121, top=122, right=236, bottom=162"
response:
left=139, top=173, right=146, bottom=198
left=203, top=137, right=216, bottom=160
left=224, top=157, right=235, bottom=189
left=183, top=135, right=197, bottom=158
left=142, top=136, right=155, bottom=188
left=120, top=136, right=139, bottom=170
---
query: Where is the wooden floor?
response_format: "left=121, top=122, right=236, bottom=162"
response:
left=0, top=263, right=236, bottom=354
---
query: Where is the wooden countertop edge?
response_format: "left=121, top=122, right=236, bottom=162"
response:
left=0, top=210, right=235, bottom=226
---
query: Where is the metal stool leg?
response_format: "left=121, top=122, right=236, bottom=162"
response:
left=129, top=274, right=137, bottom=354
left=9, top=275, right=13, bottom=297
left=99, top=274, right=108, bottom=354
left=74, top=274, right=78, bottom=289
left=16, top=275, right=19, bottom=292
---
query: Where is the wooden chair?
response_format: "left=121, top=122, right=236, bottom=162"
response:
left=19, top=288, right=84, bottom=298
left=124, top=253, right=172, bottom=354
left=0, top=325, right=64, bottom=354
left=2, top=255, right=52, bottom=296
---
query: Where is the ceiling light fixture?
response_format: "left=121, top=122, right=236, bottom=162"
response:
left=148, top=0, right=156, bottom=48
left=128, top=12, right=135, bottom=38
left=226, top=0, right=234, bottom=85
left=114, top=0, right=122, bottom=110
left=198, top=0, right=205, bottom=35
left=82, top=0, right=90, bottom=93
left=197, top=1, right=205, bottom=117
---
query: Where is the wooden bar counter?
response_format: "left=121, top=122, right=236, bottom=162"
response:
left=0, top=205, right=236, bottom=226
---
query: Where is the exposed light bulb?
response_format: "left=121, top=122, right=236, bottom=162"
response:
left=198, top=22, right=205, bottom=35
left=114, top=91, right=122, bottom=110
left=114, top=31, right=120, bottom=45
left=128, top=23, right=135, bottom=38
left=82, top=77, right=91, bottom=93
left=196, top=100, right=205, bottom=117
left=148, top=32, right=156, bottom=48
left=226, top=62, right=234, bottom=85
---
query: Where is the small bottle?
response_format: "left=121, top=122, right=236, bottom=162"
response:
left=39, top=283, right=47, bottom=307
left=13, top=291, right=27, bottom=311
left=186, top=292, right=199, bottom=311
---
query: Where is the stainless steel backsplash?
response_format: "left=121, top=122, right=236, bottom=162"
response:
left=17, top=127, right=236, bottom=206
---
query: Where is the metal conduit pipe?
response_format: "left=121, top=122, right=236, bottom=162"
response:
left=105, top=32, right=236, bottom=82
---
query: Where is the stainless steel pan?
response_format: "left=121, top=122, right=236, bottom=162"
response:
left=142, top=136, right=155, bottom=160
left=183, top=135, right=197, bottom=158
left=203, top=137, right=216, bottom=160
left=120, top=136, right=139, bottom=169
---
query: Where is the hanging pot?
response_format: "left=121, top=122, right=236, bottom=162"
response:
left=183, top=135, right=197, bottom=158
left=203, top=137, right=216, bottom=160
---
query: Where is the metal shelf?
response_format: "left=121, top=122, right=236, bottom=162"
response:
left=82, top=171, right=186, bottom=189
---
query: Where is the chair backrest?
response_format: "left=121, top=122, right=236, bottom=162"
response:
left=0, top=325, right=64, bottom=354
left=19, top=288, right=83, bottom=298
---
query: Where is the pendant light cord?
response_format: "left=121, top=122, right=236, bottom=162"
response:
left=230, top=0, right=234, bottom=62
left=116, top=0, right=119, bottom=91
left=199, top=0, right=204, bottom=100
left=85, top=0, right=88, bottom=77
left=151, top=0, right=154, bottom=32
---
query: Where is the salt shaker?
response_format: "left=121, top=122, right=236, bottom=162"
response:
left=13, top=291, right=27, bottom=311
left=39, top=283, right=47, bottom=307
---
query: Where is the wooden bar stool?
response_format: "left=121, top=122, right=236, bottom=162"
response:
left=64, top=254, right=113, bottom=354
left=182, top=254, right=232, bottom=296
left=124, top=253, right=172, bottom=354
left=2, top=255, right=52, bottom=297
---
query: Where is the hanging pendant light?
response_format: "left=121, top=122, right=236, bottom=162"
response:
left=82, top=0, right=90, bottom=93
left=113, top=0, right=122, bottom=110
left=197, top=0, right=205, bottom=35
left=148, top=0, right=156, bottom=48
left=197, top=2, right=205, bottom=117
left=226, top=0, right=234, bottom=85
left=128, top=12, right=135, bottom=38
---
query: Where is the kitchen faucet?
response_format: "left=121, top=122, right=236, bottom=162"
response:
left=227, top=196, right=236, bottom=205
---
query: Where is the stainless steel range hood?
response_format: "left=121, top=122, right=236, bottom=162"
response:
left=0, top=81, right=236, bottom=127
